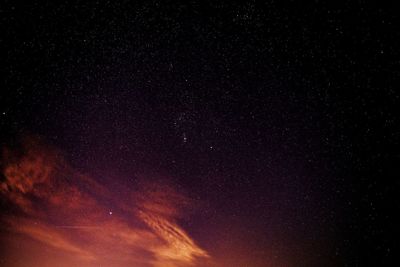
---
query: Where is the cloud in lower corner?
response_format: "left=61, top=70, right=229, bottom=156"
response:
left=0, top=137, right=209, bottom=267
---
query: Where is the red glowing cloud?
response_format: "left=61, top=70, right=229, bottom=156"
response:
left=0, top=137, right=209, bottom=267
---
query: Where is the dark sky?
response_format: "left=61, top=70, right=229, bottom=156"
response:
left=1, top=2, right=398, bottom=267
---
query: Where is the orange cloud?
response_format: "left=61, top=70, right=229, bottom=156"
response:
left=0, top=137, right=210, bottom=267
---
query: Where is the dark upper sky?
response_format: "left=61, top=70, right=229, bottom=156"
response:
left=1, top=1, right=398, bottom=267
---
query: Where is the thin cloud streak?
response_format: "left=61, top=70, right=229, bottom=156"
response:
left=0, top=137, right=209, bottom=267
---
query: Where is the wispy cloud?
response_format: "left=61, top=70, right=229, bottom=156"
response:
left=0, top=137, right=209, bottom=267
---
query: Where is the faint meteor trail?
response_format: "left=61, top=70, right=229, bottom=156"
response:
left=53, top=225, right=103, bottom=229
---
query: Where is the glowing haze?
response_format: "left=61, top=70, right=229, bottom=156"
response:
left=0, top=137, right=210, bottom=267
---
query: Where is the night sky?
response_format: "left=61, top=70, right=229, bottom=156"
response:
left=0, top=2, right=398, bottom=267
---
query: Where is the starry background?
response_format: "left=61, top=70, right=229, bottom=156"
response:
left=0, top=1, right=398, bottom=267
